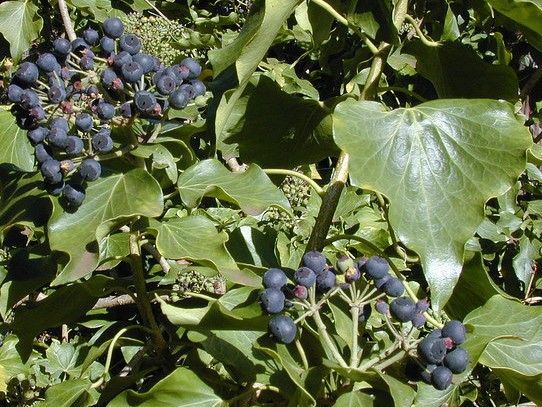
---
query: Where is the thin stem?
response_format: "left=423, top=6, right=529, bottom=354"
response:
left=57, top=0, right=76, bottom=41
left=310, top=0, right=379, bottom=55
left=129, top=233, right=170, bottom=360
left=358, top=342, right=402, bottom=371
left=350, top=305, right=360, bottom=367
left=377, top=86, right=428, bottom=103
left=90, top=325, right=152, bottom=389
left=264, top=168, right=325, bottom=197
left=295, top=339, right=310, bottom=370
left=360, top=43, right=392, bottom=100
left=404, top=15, right=440, bottom=47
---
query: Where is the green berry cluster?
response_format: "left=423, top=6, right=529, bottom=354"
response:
left=0, top=373, right=41, bottom=406
left=121, top=14, right=186, bottom=66
left=265, top=173, right=311, bottom=230
left=172, top=270, right=226, bottom=296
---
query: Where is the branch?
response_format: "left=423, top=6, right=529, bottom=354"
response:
left=57, top=0, right=76, bottom=42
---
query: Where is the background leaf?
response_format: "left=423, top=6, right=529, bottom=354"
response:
left=178, top=158, right=292, bottom=215
left=156, top=215, right=260, bottom=285
left=403, top=41, right=519, bottom=102
left=0, top=111, right=35, bottom=172
left=48, top=169, right=163, bottom=285
left=0, top=1, right=43, bottom=63
left=333, top=98, right=531, bottom=309
left=222, top=75, right=338, bottom=167
left=108, top=366, right=226, bottom=406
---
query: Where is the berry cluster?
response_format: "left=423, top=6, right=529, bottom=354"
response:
left=171, top=270, right=226, bottom=296
left=414, top=320, right=469, bottom=390
left=7, top=17, right=206, bottom=209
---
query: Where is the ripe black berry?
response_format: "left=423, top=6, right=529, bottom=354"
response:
left=63, top=183, right=85, bottom=207
left=134, top=91, right=157, bottom=113
left=92, top=129, right=113, bottom=153
left=431, top=366, right=453, bottom=390
left=316, top=269, right=336, bottom=292
left=79, top=56, right=94, bottom=70
left=180, top=57, right=202, bottom=79
left=262, top=268, right=288, bottom=289
left=83, top=28, right=100, bottom=45
left=444, top=346, right=469, bottom=373
left=35, top=144, right=53, bottom=164
left=27, top=127, right=48, bottom=144
left=156, top=75, right=177, bottom=95
left=41, top=160, right=62, bottom=184
left=168, top=89, right=190, bottom=109
left=268, top=315, right=296, bottom=344
left=190, top=79, right=206, bottom=97
left=101, top=69, right=118, bottom=87
left=119, top=34, right=142, bottom=55
left=100, top=36, right=115, bottom=53
left=133, top=53, right=155, bottom=73
left=303, top=250, right=327, bottom=273
left=47, top=127, right=69, bottom=148
left=382, top=276, right=404, bottom=296
left=48, top=85, right=66, bottom=103
left=418, top=336, right=447, bottom=364
left=65, top=136, right=84, bottom=155
left=75, top=113, right=93, bottom=132
left=7, top=84, right=24, bottom=103
left=412, top=313, right=426, bottom=328
left=78, top=158, right=101, bottom=181
left=375, top=299, right=389, bottom=314
left=113, top=51, right=132, bottom=69
left=14, top=62, right=39, bottom=85
left=121, top=61, right=143, bottom=82
left=260, top=288, right=285, bottom=314
left=442, top=320, right=467, bottom=345
left=36, top=53, right=59, bottom=72
left=294, top=266, right=317, bottom=288
left=389, top=297, right=416, bottom=322
left=364, top=256, right=390, bottom=279
left=103, top=17, right=124, bottom=38
left=50, top=117, right=69, bottom=131
left=96, top=103, right=116, bottom=120
left=53, top=38, right=71, bottom=57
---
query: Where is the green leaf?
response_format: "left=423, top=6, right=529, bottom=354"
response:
left=177, top=158, right=292, bottom=215
left=512, top=235, right=540, bottom=288
left=374, top=370, right=415, bottom=407
left=482, top=0, right=542, bottom=51
left=0, top=111, right=35, bottom=171
left=41, top=378, right=92, bottom=407
left=45, top=340, right=83, bottom=378
left=403, top=41, right=519, bottom=102
left=333, top=98, right=531, bottom=309
left=108, top=366, right=226, bottom=406
left=156, top=215, right=259, bottom=285
left=222, top=75, right=338, bottom=167
left=209, top=0, right=303, bottom=149
left=48, top=169, right=163, bottom=285
left=445, top=253, right=515, bottom=320
left=333, top=391, right=375, bottom=406
left=11, top=275, right=114, bottom=360
left=0, top=1, right=43, bottom=63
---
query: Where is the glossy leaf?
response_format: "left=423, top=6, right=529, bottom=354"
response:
left=403, top=41, right=519, bottom=102
left=41, top=378, right=93, bottom=407
left=0, top=1, right=43, bottom=63
left=221, top=75, right=338, bottom=167
left=178, top=158, right=292, bottom=215
left=333, top=98, right=531, bottom=309
left=156, top=215, right=260, bottom=285
left=108, top=366, right=226, bottom=406
left=374, top=370, right=415, bottom=407
left=0, top=111, right=35, bottom=171
left=48, top=169, right=163, bottom=285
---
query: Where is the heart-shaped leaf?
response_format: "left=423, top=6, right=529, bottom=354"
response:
left=333, top=98, right=531, bottom=309
left=0, top=1, right=43, bottom=63
left=48, top=169, right=163, bottom=285
left=0, top=110, right=35, bottom=172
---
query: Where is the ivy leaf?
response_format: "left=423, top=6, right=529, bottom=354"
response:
left=464, top=295, right=542, bottom=405
left=403, top=41, right=519, bottom=102
left=221, top=75, right=338, bottom=168
left=48, top=169, right=163, bottom=285
left=0, top=110, right=35, bottom=172
left=0, top=1, right=43, bottom=63
left=177, top=158, right=292, bottom=215
left=333, top=98, right=531, bottom=309
left=156, top=215, right=260, bottom=286
left=108, top=367, right=226, bottom=406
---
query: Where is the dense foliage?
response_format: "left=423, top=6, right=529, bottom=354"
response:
left=1, top=0, right=542, bottom=405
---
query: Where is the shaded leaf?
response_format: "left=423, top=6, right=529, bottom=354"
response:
left=0, top=1, right=43, bottom=63
left=41, top=378, right=92, bottom=407
left=223, top=75, right=338, bottom=167
left=108, top=366, right=226, bottom=406
left=48, top=169, right=163, bottom=285
left=177, top=158, right=291, bottom=215
left=403, top=41, right=519, bottom=102
left=374, top=370, right=415, bottom=407
left=333, top=98, right=531, bottom=309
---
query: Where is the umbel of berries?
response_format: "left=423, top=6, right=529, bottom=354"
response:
left=7, top=16, right=207, bottom=211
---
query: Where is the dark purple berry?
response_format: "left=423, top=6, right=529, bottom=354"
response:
left=132, top=53, right=155, bottom=73
left=47, top=127, right=69, bottom=148
left=260, top=288, right=285, bottom=314
left=103, top=17, right=124, bottom=38
left=75, top=113, right=93, bottom=132
left=412, top=313, right=426, bottom=328
left=442, top=320, right=467, bottom=345
left=63, top=183, right=85, bottom=207
left=364, top=256, right=390, bottom=279
left=50, top=117, right=69, bottom=131
left=294, top=266, right=317, bottom=288
left=92, top=129, right=113, bottom=153
left=263, top=268, right=288, bottom=289
left=48, top=85, right=66, bottom=103
left=303, top=250, right=327, bottom=273
left=444, top=346, right=469, bottom=374
left=383, top=277, right=405, bottom=297
left=418, top=336, right=447, bottom=364
left=41, top=159, right=62, bottom=184
left=268, top=315, right=296, bottom=344
left=100, top=36, right=115, bottom=53
left=119, top=34, right=142, bottom=55
left=65, top=136, right=84, bottom=155
left=180, top=57, right=202, bottom=79
left=134, top=91, right=157, bottom=113
left=431, top=366, right=453, bottom=390
left=375, top=299, right=389, bottom=314
left=96, top=103, right=115, bottom=120
left=14, top=62, right=39, bottom=85
left=121, top=61, right=143, bottom=82
left=36, top=53, right=58, bottom=72
left=113, top=51, right=132, bottom=69
left=168, top=89, right=190, bottom=109
left=389, top=297, right=416, bottom=322
left=190, top=79, right=206, bottom=97
left=316, top=269, right=335, bottom=292
left=101, top=69, right=118, bottom=87
left=358, top=303, right=372, bottom=323
left=53, top=38, right=71, bottom=57
left=83, top=28, right=100, bottom=45
left=78, top=158, right=101, bottom=181
left=156, top=74, right=177, bottom=95
left=79, top=56, right=94, bottom=70
left=7, top=84, right=24, bottom=103
left=35, top=144, right=52, bottom=164
left=27, top=127, right=48, bottom=144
